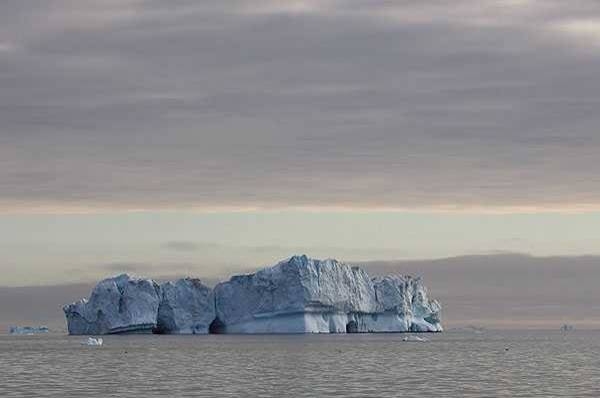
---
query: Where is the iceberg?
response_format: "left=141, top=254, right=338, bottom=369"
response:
left=9, top=326, right=49, bottom=335
left=63, top=274, right=161, bottom=335
left=213, top=255, right=442, bottom=334
left=63, top=274, right=214, bottom=335
left=63, top=255, right=442, bottom=335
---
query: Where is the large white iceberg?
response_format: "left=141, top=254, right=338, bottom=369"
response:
left=213, top=255, right=442, bottom=334
left=63, top=255, right=442, bottom=335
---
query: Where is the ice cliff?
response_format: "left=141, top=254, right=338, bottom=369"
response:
left=63, top=255, right=442, bottom=335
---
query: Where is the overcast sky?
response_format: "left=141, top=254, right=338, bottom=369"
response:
left=2, top=0, right=600, bottom=212
left=2, top=1, right=600, bottom=288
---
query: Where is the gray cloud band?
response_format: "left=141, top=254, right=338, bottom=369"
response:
left=2, top=1, right=600, bottom=212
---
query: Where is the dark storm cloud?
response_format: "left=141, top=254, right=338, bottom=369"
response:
left=2, top=0, right=600, bottom=211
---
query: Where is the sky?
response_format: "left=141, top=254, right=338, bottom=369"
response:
left=1, top=0, right=600, bottom=294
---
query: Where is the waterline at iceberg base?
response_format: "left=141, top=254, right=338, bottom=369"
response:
left=63, top=255, right=442, bottom=335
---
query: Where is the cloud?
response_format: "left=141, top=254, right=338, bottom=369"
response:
left=163, top=241, right=208, bottom=252
left=2, top=1, right=600, bottom=213
left=100, top=262, right=149, bottom=273
left=0, top=42, right=17, bottom=52
left=552, top=18, right=600, bottom=45
left=95, top=261, right=200, bottom=276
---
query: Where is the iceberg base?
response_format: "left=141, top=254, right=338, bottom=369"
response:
left=217, top=312, right=441, bottom=334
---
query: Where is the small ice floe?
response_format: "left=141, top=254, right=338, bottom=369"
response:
left=81, top=337, right=103, bottom=346
left=9, top=326, right=49, bottom=335
left=402, top=335, right=428, bottom=342
left=560, top=324, right=574, bottom=335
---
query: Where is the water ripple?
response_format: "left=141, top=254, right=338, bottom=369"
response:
left=1, top=331, right=599, bottom=397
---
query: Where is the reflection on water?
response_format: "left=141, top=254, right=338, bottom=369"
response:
left=1, top=330, right=599, bottom=397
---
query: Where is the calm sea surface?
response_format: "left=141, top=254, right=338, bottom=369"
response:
left=1, top=330, right=599, bottom=397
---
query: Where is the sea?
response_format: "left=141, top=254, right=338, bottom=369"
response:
left=1, top=330, right=599, bottom=397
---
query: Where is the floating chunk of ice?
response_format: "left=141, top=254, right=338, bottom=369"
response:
left=402, top=335, right=428, bottom=342
left=9, top=326, right=49, bottom=335
left=81, top=337, right=103, bottom=346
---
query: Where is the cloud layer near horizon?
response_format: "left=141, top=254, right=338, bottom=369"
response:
left=2, top=1, right=600, bottom=212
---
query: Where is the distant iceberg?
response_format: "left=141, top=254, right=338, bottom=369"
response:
left=9, top=326, right=49, bottom=335
left=63, top=255, right=442, bottom=335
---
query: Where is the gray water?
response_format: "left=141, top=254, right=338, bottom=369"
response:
left=1, top=330, right=599, bottom=397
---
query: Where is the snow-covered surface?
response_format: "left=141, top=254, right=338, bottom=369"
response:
left=9, top=326, right=49, bottom=335
left=157, top=278, right=214, bottom=334
left=63, top=255, right=443, bottom=335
